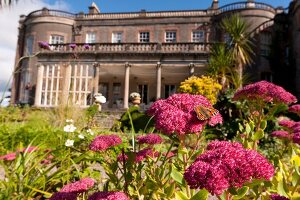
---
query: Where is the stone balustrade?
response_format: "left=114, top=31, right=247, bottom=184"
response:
left=42, top=43, right=211, bottom=54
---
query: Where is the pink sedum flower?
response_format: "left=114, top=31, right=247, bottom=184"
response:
left=288, top=104, right=300, bottom=114
left=60, top=178, right=94, bottom=193
left=147, top=93, right=222, bottom=135
left=117, top=153, right=128, bottom=162
left=0, top=146, right=38, bottom=161
left=49, top=192, right=77, bottom=200
left=135, top=148, right=159, bottom=162
left=184, top=141, right=274, bottom=195
left=292, top=132, right=300, bottom=144
left=136, top=133, right=163, bottom=145
left=271, top=130, right=290, bottom=139
left=90, top=134, right=122, bottom=151
left=270, top=194, right=290, bottom=200
left=233, top=81, right=297, bottom=104
left=0, top=152, right=16, bottom=161
left=49, top=178, right=94, bottom=200
left=88, top=191, right=129, bottom=200
left=278, top=120, right=296, bottom=129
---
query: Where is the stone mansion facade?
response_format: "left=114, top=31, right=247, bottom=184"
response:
left=11, top=0, right=300, bottom=109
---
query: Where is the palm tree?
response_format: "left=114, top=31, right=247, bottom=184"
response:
left=0, top=0, right=19, bottom=8
left=207, top=43, right=234, bottom=91
left=221, top=14, right=254, bottom=88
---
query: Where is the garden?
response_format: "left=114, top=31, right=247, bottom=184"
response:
left=0, top=79, right=299, bottom=200
left=0, top=14, right=299, bottom=200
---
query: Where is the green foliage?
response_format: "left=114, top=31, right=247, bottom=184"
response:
left=178, top=75, right=222, bottom=105
left=115, top=106, right=154, bottom=133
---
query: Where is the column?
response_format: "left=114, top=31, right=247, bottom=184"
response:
left=189, top=63, right=195, bottom=76
left=156, top=62, right=162, bottom=100
left=123, top=62, right=130, bottom=109
left=93, top=63, right=100, bottom=94
left=34, top=64, right=44, bottom=107
left=61, top=64, right=72, bottom=105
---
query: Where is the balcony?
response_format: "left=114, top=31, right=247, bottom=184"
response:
left=39, top=43, right=211, bottom=54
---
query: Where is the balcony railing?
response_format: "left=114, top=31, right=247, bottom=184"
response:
left=26, top=1, right=275, bottom=21
left=40, top=43, right=211, bottom=54
left=218, top=1, right=275, bottom=14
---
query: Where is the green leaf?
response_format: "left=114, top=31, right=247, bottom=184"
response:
left=249, top=121, right=255, bottom=131
left=252, top=129, right=264, bottom=141
left=175, top=191, right=189, bottom=200
left=291, top=155, right=300, bottom=168
left=260, top=120, right=267, bottom=130
left=245, top=123, right=251, bottom=134
left=166, top=182, right=176, bottom=198
left=238, top=123, right=244, bottom=132
left=190, top=189, right=208, bottom=200
left=233, top=186, right=249, bottom=199
left=277, top=177, right=289, bottom=197
left=171, top=165, right=183, bottom=185
left=292, top=172, right=300, bottom=187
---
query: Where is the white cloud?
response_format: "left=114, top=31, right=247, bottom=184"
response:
left=0, top=0, right=70, bottom=91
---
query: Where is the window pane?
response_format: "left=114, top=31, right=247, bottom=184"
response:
left=112, top=32, right=123, bottom=43
left=165, top=31, right=176, bottom=43
left=26, top=36, right=34, bottom=55
left=86, top=32, right=96, bottom=43
left=139, top=32, right=150, bottom=43
left=49, top=35, right=64, bottom=44
left=192, top=31, right=204, bottom=42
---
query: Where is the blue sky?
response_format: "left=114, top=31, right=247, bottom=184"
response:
left=44, top=0, right=291, bottom=13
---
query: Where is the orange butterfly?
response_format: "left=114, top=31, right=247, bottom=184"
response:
left=194, top=105, right=219, bottom=121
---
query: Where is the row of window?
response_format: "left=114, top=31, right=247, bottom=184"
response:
left=47, top=31, right=206, bottom=44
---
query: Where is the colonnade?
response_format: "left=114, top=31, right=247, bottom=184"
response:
left=34, top=62, right=196, bottom=108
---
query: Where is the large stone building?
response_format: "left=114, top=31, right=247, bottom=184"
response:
left=11, top=0, right=296, bottom=109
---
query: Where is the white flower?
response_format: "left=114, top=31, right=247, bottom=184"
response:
left=66, top=119, right=74, bottom=123
left=65, top=139, right=74, bottom=147
left=78, top=134, right=85, bottom=139
left=63, top=124, right=77, bottom=133
left=130, top=92, right=141, bottom=99
left=87, top=129, right=94, bottom=135
left=95, top=95, right=106, bottom=103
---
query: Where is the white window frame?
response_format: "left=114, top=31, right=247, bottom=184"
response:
left=86, top=32, right=96, bottom=43
left=165, top=31, right=177, bottom=43
left=192, top=31, right=205, bottom=42
left=112, top=32, right=123, bottom=43
left=139, top=32, right=150, bottom=43
left=49, top=35, right=64, bottom=44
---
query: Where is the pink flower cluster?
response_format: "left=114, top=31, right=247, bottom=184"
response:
left=38, top=41, right=50, bottom=50
left=50, top=178, right=94, bottom=200
left=88, top=191, right=129, bottom=200
left=270, top=194, right=290, bottom=200
left=0, top=146, right=38, bottom=161
left=184, top=141, right=274, bottom=195
left=273, top=120, right=300, bottom=144
left=69, top=44, right=77, bottom=49
left=233, top=81, right=297, bottom=104
left=288, top=104, right=300, bottom=115
left=136, top=133, right=163, bottom=145
left=89, top=134, right=122, bottom=151
left=135, top=148, right=159, bottom=162
left=147, top=93, right=223, bottom=135
left=117, top=148, right=159, bottom=163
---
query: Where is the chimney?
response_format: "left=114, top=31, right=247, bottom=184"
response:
left=89, top=2, right=100, bottom=14
left=211, top=0, right=219, bottom=9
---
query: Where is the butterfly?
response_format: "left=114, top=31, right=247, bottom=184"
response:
left=194, top=105, right=219, bottom=121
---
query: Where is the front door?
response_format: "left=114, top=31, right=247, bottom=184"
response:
left=138, top=84, right=148, bottom=104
